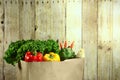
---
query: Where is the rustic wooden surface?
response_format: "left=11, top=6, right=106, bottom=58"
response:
left=112, top=0, right=120, bottom=80
left=66, top=0, right=82, bottom=53
left=18, top=0, right=35, bottom=80
left=4, top=0, right=19, bottom=80
left=98, top=0, right=113, bottom=80
left=0, top=0, right=3, bottom=80
left=82, top=0, right=98, bottom=80
left=0, top=0, right=120, bottom=80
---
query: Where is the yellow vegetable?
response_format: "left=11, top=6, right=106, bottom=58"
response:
left=76, top=48, right=85, bottom=58
left=43, top=52, right=60, bottom=61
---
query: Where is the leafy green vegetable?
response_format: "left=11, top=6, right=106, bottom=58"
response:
left=4, top=39, right=59, bottom=66
left=59, top=48, right=76, bottom=61
left=3, top=40, right=27, bottom=65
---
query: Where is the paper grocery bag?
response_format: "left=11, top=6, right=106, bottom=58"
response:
left=17, top=58, right=84, bottom=80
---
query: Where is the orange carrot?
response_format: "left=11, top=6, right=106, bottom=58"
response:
left=70, top=41, right=74, bottom=49
left=64, top=41, right=67, bottom=48
left=60, top=43, right=63, bottom=49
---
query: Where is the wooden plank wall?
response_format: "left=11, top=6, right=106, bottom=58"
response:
left=4, top=0, right=19, bottom=80
left=0, top=0, right=120, bottom=80
left=82, top=0, right=98, bottom=80
left=98, top=0, right=113, bottom=80
left=0, top=0, right=3, bottom=80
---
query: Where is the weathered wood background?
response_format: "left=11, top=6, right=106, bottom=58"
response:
left=0, top=0, right=120, bottom=80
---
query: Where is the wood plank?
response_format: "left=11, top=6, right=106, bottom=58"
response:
left=66, top=0, right=82, bottom=53
left=19, top=0, right=35, bottom=40
left=4, top=0, right=19, bottom=80
left=0, top=0, right=4, bottom=79
left=98, top=0, right=113, bottom=80
left=18, top=0, right=35, bottom=80
left=35, top=0, right=51, bottom=40
left=51, top=0, right=66, bottom=41
left=112, top=0, right=120, bottom=80
left=35, top=0, right=65, bottom=41
left=82, top=0, right=98, bottom=80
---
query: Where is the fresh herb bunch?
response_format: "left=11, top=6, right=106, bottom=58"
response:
left=4, top=39, right=59, bottom=66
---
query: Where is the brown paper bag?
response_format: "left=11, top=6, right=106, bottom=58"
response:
left=17, top=58, right=84, bottom=80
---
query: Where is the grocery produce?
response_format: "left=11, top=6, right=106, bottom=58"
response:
left=4, top=39, right=59, bottom=65
left=3, top=39, right=84, bottom=66
left=59, top=41, right=76, bottom=61
left=24, top=51, right=43, bottom=62
left=43, top=52, right=60, bottom=61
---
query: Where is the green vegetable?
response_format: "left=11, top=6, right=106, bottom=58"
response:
left=59, top=48, right=76, bottom=61
left=4, top=39, right=59, bottom=66
left=3, top=40, right=28, bottom=65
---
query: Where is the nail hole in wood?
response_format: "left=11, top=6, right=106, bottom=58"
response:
left=5, top=1, right=7, bottom=4
left=107, top=47, right=111, bottom=51
left=1, top=21, right=4, bottom=24
left=10, top=1, right=12, bottom=4
left=42, top=1, right=44, bottom=4
left=30, top=1, right=32, bottom=5
left=34, top=27, right=37, bottom=31
left=98, top=45, right=102, bottom=49
left=36, top=1, right=39, bottom=4
left=21, top=1, right=24, bottom=5
left=47, top=1, right=49, bottom=3
left=25, top=1, right=27, bottom=4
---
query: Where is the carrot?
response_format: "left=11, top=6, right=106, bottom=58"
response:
left=64, top=41, right=67, bottom=48
left=70, top=41, right=74, bottom=49
left=60, top=43, right=63, bottom=49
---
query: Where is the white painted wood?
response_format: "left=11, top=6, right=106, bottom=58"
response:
left=98, top=0, right=113, bottom=80
left=66, top=0, right=82, bottom=53
left=4, top=0, right=19, bottom=80
left=0, top=0, right=3, bottom=79
left=19, top=0, right=35, bottom=40
left=82, top=0, right=98, bottom=80
left=112, top=0, right=120, bottom=80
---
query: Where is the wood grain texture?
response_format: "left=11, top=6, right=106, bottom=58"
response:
left=18, top=0, right=35, bottom=80
left=4, top=0, right=19, bottom=80
left=82, top=0, right=98, bottom=80
left=0, top=0, right=3, bottom=79
left=66, top=0, right=82, bottom=53
left=98, top=0, right=113, bottom=80
left=35, top=0, right=65, bottom=41
left=51, top=0, right=65, bottom=41
left=19, top=0, right=35, bottom=40
left=112, top=0, right=120, bottom=80
left=35, top=0, right=51, bottom=40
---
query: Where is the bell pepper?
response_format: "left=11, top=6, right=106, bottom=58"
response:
left=43, top=52, right=60, bottom=61
left=24, top=51, right=33, bottom=62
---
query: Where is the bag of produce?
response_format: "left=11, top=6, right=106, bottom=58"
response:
left=4, top=39, right=84, bottom=80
